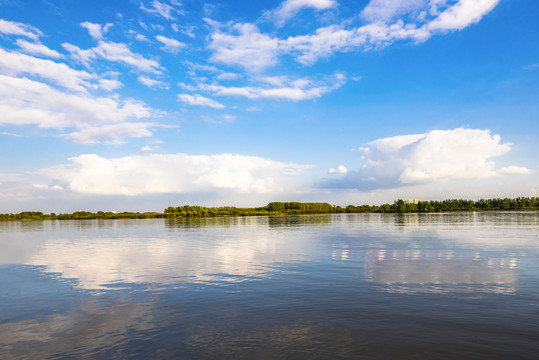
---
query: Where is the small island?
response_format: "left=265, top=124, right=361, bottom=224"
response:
left=1, top=197, right=538, bottom=221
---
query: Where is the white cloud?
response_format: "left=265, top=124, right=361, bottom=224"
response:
left=33, top=183, right=63, bottom=191
left=178, top=93, right=225, bottom=109
left=0, top=18, right=42, bottom=39
left=0, top=48, right=123, bottom=93
left=155, top=35, right=186, bottom=53
left=426, top=0, right=500, bottom=32
left=97, top=78, right=123, bottom=91
left=206, top=0, right=499, bottom=70
left=15, top=39, right=64, bottom=59
left=360, top=0, right=428, bottom=22
left=41, top=153, right=311, bottom=195
left=0, top=74, right=156, bottom=144
left=207, top=22, right=282, bottom=72
left=324, top=128, right=528, bottom=190
left=180, top=25, right=196, bottom=39
left=266, top=0, right=338, bottom=27
left=329, top=165, right=348, bottom=174
left=80, top=22, right=113, bottom=40
left=216, top=72, right=240, bottom=80
left=200, top=114, right=236, bottom=124
left=184, top=61, right=240, bottom=81
left=140, top=145, right=160, bottom=153
left=135, top=33, right=149, bottom=42
left=285, top=21, right=431, bottom=65
left=64, top=122, right=155, bottom=145
left=0, top=48, right=93, bottom=91
left=141, top=0, right=180, bottom=20
left=62, top=41, right=161, bottom=73
left=138, top=75, right=169, bottom=89
left=198, top=73, right=346, bottom=101
left=1, top=131, right=22, bottom=137
left=185, top=61, right=220, bottom=73
left=499, top=166, right=533, bottom=175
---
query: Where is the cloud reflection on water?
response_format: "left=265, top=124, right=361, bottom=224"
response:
left=25, top=219, right=315, bottom=290
left=1, top=213, right=539, bottom=359
left=364, top=249, right=519, bottom=294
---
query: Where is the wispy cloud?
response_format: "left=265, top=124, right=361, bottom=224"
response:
left=97, top=78, right=123, bottom=91
left=1, top=131, right=23, bottom=137
left=141, top=0, right=182, bottom=20
left=264, top=0, right=338, bottom=27
left=0, top=48, right=93, bottom=91
left=207, top=0, right=500, bottom=71
left=197, top=73, right=346, bottom=101
left=0, top=18, right=42, bottom=39
left=15, top=39, right=65, bottom=59
left=80, top=21, right=113, bottom=41
left=63, top=41, right=161, bottom=73
left=178, top=93, right=225, bottom=109
left=138, top=75, right=169, bottom=89
left=155, top=35, right=186, bottom=53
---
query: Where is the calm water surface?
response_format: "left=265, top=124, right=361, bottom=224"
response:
left=1, top=212, right=538, bottom=359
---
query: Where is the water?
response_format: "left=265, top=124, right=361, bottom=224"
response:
left=1, top=212, right=538, bottom=359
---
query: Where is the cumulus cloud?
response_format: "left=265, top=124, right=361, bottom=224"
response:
left=499, top=166, right=533, bottom=175
left=15, top=39, right=64, bottom=59
left=0, top=74, right=156, bottom=144
left=0, top=18, right=42, bottom=39
left=323, top=128, right=530, bottom=190
left=40, top=153, right=311, bottom=195
left=155, top=35, right=186, bottom=53
left=207, top=22, right=282, bottom=72
left=328, top=165, right=348, bottom=174
left=177, top=93, right=225, bottom=108
left=265, top=0, right=338, bottom=27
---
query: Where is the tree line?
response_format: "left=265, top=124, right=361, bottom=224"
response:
left=1, top=197, right=538, bottom=221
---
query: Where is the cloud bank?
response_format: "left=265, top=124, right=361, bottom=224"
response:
left=41, top=153, right=311, bottom=196
left=323, top=128, right=532, bottom=190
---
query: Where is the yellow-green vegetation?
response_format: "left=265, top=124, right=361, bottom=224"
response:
left=1, top=198, right=538, bottom=222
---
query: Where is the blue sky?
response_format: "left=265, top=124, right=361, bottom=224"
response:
left=0, top=0, right=538, bottom=212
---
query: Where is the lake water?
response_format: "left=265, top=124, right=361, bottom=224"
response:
left=1, top=212, right=538, bottom=359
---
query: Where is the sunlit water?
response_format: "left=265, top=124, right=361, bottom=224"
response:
left=1, top=212, right=538, bottom=359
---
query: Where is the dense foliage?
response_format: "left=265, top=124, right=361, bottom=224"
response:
left=1, top=197, right=537, bottom=221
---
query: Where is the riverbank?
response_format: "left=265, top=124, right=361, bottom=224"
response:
left=1, top=197, right=538, bottom=221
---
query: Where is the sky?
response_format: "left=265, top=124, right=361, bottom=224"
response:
left=0, top=0, right=538, bottom=212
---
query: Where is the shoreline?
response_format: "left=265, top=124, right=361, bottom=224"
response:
left=2, top=197, right=538, bottom=222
